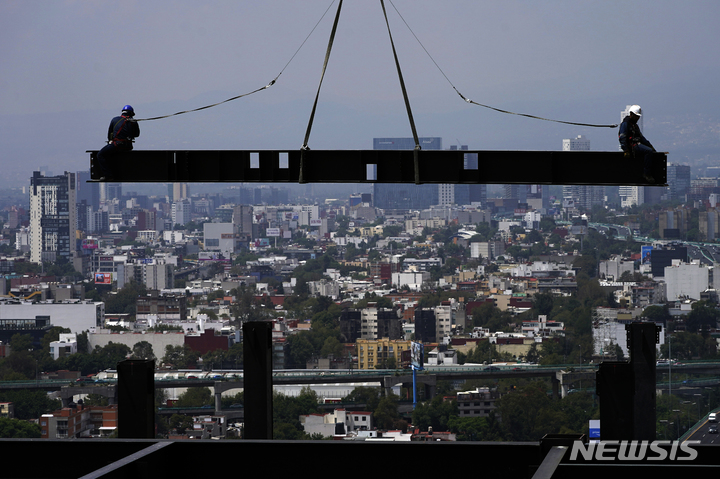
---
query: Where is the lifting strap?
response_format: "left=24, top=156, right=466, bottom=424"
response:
left=380, top=0, right=422, bottom=184
left=300, top=0, right=344, bottom=183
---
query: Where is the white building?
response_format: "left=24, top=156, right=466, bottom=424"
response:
left=563, top=135, right=590, bottom=151
left=664, top=260, right=710, bottom=301
left=203, top=222, right=235, bottom=256
left=117, top=260, right=174, bottom=290
left=471, top=241, right=506, bottom=260
left=87, top=330, right=185, bottom=355
left=29, top=171, right=77, bottom=264
left=171, top=199, right=192, bottom=227
left=426, top=347, right=458, bottom=366
left=391, top=271, right=431, bottom=291
left=300, top=409, right=373, bottom=438
left=308, top=279, right=340, bottom=300
left=434, top=303, right=453, bottom=340
left=0, top=300, right=103, bottom=334
left=49, top=333, right=77, bottom=360
left=619, top=185, right=644, bottom=208
left=599, top=256, right=635, bottom=281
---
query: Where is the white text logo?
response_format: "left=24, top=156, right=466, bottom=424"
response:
left=569, top=441, right=698, bottom=461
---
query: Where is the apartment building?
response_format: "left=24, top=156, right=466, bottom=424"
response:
left=356, top=338, right=411, bottom=369
left=457, top=387, right=499, bottom=418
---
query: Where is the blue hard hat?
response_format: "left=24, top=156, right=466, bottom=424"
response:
left=122, top=105, right=135, bottom=116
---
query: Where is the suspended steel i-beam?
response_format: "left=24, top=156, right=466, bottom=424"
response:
left=87, top=149, right=667, bottom=185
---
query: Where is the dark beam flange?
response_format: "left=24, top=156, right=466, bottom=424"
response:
left=87, top=149, right=667, bottom=186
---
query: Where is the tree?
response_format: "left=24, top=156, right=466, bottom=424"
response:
left=495, top=382, right=554, bottom=441
left=131, top=341, right=155, bottom=361
left=175, top=387, right=213, bottom=407
left=273, top=387, right=320, bottom=440
left=0, top=417, right=41, bottom=438
left=285, top=333, right=315, bottom=369
left=373, top=394, right=402, bottom=430
left=91, top=342, right=132, bottom=371
left=83, top=393, right=109, bottom=407
left=412, top=394, right=458, bottom=432
left=162, top=345, right=199, bottom=369
left=448, top=414, right=503, bottom=441
left=104, top=280, right=147, bottom=315
left=534, top=293, right=554, bottom=316
left=169, top=414, right=194, bottom=434
left=0, top=390, right=61, bottom=420
left=687, top=301, right=720, bottom=332
left=342, top=386, right=381, bottom=412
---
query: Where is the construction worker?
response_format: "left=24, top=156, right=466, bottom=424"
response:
left=619, top=105, right=656, bottom=183
left=96, top=105, right=140, bottom=181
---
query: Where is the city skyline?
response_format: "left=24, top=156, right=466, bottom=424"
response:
left=1, top=1, right=719, bottom=188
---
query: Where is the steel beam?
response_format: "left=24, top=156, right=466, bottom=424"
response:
left=87, top=149, right=667, bottom=186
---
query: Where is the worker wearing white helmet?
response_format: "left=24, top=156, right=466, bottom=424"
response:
left=619, top=105, right=656, bottom=183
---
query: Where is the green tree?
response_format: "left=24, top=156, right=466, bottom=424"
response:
left=175, top=387, right=213, bottom=407
left=447, top=414, right=503, bottom=441
left=0, top=417, right=41, bottom=438
left=91, top=342, right=132, bottom=371
left=342, top=386, right=381, bottom=411
left=373, top=394, right=402, bottom=430
left=161, top=344, right=199, bottom=369
left=495, top=382, right=553, bottom=441
left=131, top=341, right=155, bottom=361
left=0, top=390, right=61, bottom=420
left=412, top=394, right=458, bottom=432
left=687, top=301, right=720, bottom=332
left=104, top=280, right=147, bottom=315
left=273, top=387, right=320, bottom=440
left=534, top=293, right=554, bottom=316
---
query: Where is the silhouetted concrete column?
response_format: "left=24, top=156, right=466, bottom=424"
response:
left=243, top=322, right=273, bottom=439
left=117, top=359, right=155, bottom=439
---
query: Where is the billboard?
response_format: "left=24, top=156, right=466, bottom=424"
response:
left=266, top=228, right=281, bottom=237
left=310, top=219, right=322, bottom=227
left=94, top=272, right=112, bottom=284
left=82, top=239, right=98, bottom=249
left=411, top=341, right=424, bottom=370
left=641, top=245, right=653, bottom=264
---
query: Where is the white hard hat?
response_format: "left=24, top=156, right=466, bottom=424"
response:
left=628, top=105, right=642, bottom=117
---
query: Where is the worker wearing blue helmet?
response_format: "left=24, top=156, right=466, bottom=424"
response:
left=96, top=105, right=140, bottom=180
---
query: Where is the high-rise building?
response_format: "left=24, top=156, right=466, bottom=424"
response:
left=171, top=199, right=192, bottom=227
left=667, top=164, right=691, bottom=201
left=100, top=183, right=122, bottom=203
left=562, top=135, right=603, bottom=210
left=372, top=137, right=441, bottom=211
left=699, top=208, right=720, bottom=241
left=76, top=171, right=100, bottom=211
left=29, top=171, right=77, bottom=264
left=562, top=135, right=590, bottom=151
left=232, top=205, right=253, bottom=236
left=658, top=208, right=688, bottom=239
left=169, top=183, right=190, bottom=202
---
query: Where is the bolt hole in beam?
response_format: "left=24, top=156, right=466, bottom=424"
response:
left=279, top=152, right=289, bottom=169
left=250, top=152, right=260, bottom=169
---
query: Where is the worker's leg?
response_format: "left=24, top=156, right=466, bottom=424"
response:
left=634, top=144, right=654, bottom=180
left=97, top=144, right=117, bottom=178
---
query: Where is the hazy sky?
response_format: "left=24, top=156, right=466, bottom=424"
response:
left=1, top=0, right=719, bottom=187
